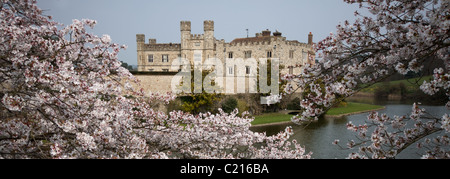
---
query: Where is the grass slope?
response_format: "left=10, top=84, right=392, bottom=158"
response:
left=251, top=113, right=294, bottom=126
left=252, top=102, right=384, bottom=125
left=359, top=76, right=432, bottom=94
left=325, top=102, right=384, bottom=116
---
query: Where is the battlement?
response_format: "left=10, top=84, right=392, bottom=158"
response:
left=149, top=39, right=157, bottom=44
left=226, top=40, right=271, bottom=47
left=226, top=30, right=313, bottom=48
left=191, top=34, right=204, bottom=39
left=225, top=39, right=311, bottom=48
left=136, top=34, right=145, bottom=42
left=285, top=40, right=310, bottom=47
left=180, top=21, right=191, bottom=31
left=144, top=43, right=181, bottom=51
left=204, top=20, right=214, bottom=31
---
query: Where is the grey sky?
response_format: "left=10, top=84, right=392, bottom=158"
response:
left=36, top=0, right=364, bottom=66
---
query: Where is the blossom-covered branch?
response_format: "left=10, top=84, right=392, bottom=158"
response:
left=284, top=0, right=449, bottom=158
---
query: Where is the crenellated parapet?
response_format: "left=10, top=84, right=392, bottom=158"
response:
left=144, top=43, right=181, bottom=51
left=204, top=20, right=214, bottom=32
left=180, top=21, right=191, bottom=32
left=190, top=34, right=204, bottom=40
left=227, top=40, right=271, bottom=47
left=225, top=38, right=311, bottom=48
left=136, top=34, right=145, bottom=43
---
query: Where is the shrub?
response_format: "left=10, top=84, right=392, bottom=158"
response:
left=221, top=97, right=238, bottom=113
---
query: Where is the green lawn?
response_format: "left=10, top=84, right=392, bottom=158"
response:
left=252, top=102, right=384, bottom=125
left=359, top=76, right=432, bottom=94
left=325, top=102, right=384, bottom=116
left=251, top=113, right=294, bottom=125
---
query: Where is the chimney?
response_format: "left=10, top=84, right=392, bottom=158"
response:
left=262, top=29, right=271, bottom=37
left=308, top=32, right=313, bottom=45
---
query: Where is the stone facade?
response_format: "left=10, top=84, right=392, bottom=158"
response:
left=136, top=20, right=315, bottom=94
left=137, top=20, right=314, bottom=73
left=131, top=71, right=178, bottom=93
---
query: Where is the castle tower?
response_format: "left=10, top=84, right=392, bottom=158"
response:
left=180, top=21, right=191, bottom=50
left=136, top=34, right=145, bottom=50
left=136, top=34, right=145, bottom=71
left=203, top=20, right=215, bottom=62
left=203, top=20, right=214, bottom=50
left=180, top=21, right=191, bottom=62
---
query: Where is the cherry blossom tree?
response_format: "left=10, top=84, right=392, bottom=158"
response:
left=283, top=0, right=449, bottom=158
left=0, top=0, right=311, bottom=159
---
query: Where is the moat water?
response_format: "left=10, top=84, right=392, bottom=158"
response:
left=250, top=100, right=448, bottom=159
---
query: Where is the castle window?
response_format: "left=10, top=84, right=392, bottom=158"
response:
left=162, top=69, right=169, bottom=72
left=244, top=51, right=252, bottom=58
left=246, top=66, right=251, bottom=75
left=302, top=51, right=307, bottom=62
left=228, top=52, right=233, bottom=59
left=162, top=54, right=169, bottom=62
left=194, top=52, right=202, bottom=61
left=289, top=66, right=293, bottom=74
left=289, top=50, right=294, bottom=58
left=228, top=67, right=233, bottom=75
left=148, top=54, right=153, bottom=63
left=267, top=51, right=272, bottom=58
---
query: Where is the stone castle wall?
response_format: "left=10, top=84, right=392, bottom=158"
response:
left=131, top=72, right=178, bottom=94
left=135, top=20, right=315, bottom=94
left=130, top=71, right=257, bottom=95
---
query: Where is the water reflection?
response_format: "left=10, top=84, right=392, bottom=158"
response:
left=250, top=104, right=448, bottom=159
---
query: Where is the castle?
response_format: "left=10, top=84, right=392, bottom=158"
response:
left=134, top=20, right=315, bottom=94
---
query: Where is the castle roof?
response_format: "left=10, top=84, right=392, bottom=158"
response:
left=230, top=36, right=271, bottom=44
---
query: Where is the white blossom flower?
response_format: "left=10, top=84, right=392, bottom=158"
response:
left=101, top=34, right=111, bottom=44
left=76, top=132, right=97, bottom=151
